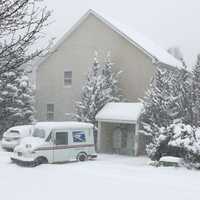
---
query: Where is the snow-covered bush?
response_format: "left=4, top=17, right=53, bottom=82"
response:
left=146, top=122, right=200, bottom=169
left=142, top=56, right=200, bottom=169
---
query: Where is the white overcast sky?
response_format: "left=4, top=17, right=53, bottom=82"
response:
left=43, top=0, right=200, bottom=67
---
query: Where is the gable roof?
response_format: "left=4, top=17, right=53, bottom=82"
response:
left=38, top=9, right=182, bottom=69
left=88, top=10, right=182, bottom=68
left=96, top=102, right=143, bottom=124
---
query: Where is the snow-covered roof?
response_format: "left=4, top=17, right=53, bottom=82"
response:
left=34, top=121, right=93, bottom=129
left=96, top=102, right=143, bottom=124
left=159, top=156, right=182, bottom=163
left=39, top=9, right=182, bottom=69
left=7, top=125, right=33, bottom=131
left=88, top=10, right=182, bottom=69
left=4, top=125, right=33, bottom=137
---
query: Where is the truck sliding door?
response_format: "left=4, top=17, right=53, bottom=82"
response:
left=53, top=131, right=69, bottom=162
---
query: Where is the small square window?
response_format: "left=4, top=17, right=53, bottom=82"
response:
left=64, top=71, right=72, bottom=86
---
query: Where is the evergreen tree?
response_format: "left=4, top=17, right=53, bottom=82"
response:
left=0, top=1, right=50, bottom=135
left=74, top=55, right=101, bottom=124
left=99, top=54, right=122, bottom=107
left=191, top=55, right=200, bottom=126
left=142, top=67, right=174, bottom=128
left=141, top=65, right=191, bottom=134
left=0, top=69, right=35, bottom=135
left=72, top=53, right=122, bottom=128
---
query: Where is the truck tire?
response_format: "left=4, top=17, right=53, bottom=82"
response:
left=77, top=152, right=87, bottom=162
left=32, top=157, right=48, bottom=167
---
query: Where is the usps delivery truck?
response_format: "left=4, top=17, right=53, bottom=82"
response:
left=11, top=122, right=97, bottom=166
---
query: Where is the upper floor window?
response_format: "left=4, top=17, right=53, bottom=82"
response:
left=64, top=71, right=72, bottom=86
left=47, top=104, right=54, bottom=121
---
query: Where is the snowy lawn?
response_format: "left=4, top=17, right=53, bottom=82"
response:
left=0, top=148, right=200, bottom=200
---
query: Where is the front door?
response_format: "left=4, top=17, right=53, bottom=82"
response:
left=112, top=128, right=122, bottom=154
left=112, top=124, right=135, bottom=156
left=53, top=130, right=69, bottom=162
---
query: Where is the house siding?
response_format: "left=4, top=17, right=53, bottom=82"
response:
left=35, top=14, right=156, bottom=121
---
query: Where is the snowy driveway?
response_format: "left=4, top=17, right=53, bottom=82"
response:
left=0, top=149, right=199, bottom=200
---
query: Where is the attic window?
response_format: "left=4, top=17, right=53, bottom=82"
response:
left=64, top=71, right=72, bottom=86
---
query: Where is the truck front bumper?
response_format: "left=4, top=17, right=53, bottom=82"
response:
left=11, top=154, right=36, bottom=167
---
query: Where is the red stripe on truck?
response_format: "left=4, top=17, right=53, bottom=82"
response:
left=35, top=144, right=95, bottom=151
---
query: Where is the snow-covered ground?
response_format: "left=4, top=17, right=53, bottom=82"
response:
left=0, top=148, right=199, bottom=200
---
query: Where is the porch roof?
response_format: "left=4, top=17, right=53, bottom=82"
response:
left=96, top=102, right=143, bottom=124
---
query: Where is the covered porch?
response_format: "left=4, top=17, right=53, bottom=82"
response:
left=96, top=102, right=146, bottom=156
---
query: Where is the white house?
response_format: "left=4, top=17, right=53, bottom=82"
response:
left=35, top=9, right=182, bottom=155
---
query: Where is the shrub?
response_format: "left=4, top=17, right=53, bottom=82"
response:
left=146, top=122, right=200, bottom=169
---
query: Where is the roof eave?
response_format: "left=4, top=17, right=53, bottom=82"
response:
left=96, top=118, right=138, bottom=124
left=156, top=60, right=182, bottom=70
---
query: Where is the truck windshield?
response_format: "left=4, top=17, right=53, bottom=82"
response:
left=32, top=128, right=46, bottom=138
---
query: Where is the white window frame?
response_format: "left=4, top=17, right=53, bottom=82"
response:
left=64, top=71, right=72, bottom=87
left=47, top=103, right=54, bottom=121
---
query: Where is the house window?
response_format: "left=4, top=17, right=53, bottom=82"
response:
left=64, top=71, right=72, bottom=86
left=47, top=104, right=54, bottom=121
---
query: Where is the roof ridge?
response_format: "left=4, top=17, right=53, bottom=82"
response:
left=37, top=9, right=182, bottom=69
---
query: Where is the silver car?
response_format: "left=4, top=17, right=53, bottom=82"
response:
left=1, top=125, right=33, bottom=150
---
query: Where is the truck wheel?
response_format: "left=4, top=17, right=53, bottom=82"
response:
left=39, top=157, right=48, bottom=164
left=32, top=157, right=48, bottom=167
left=77, top=153, right=87, bottom=162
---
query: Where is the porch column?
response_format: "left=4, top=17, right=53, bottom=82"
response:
left=97, top=121, right=101, bottom=153
left=134, top=122, right=139, bottom=156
